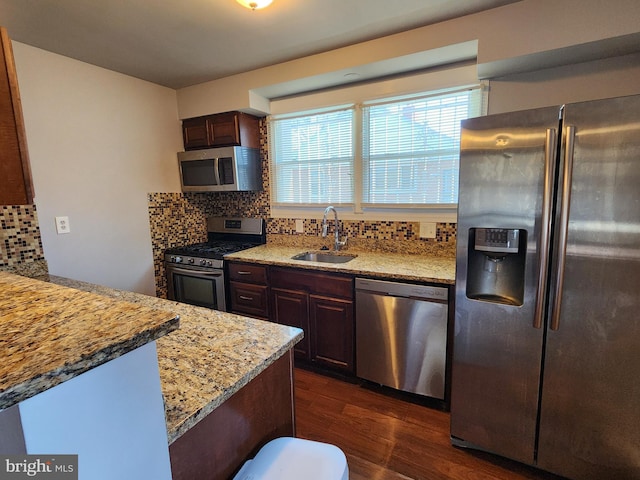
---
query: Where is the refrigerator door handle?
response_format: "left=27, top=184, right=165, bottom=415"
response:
left=533, top=128, right=557, bottom=329
left=550, top=125, right=576, bottom=331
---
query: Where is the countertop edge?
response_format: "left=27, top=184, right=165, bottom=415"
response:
left=225, top=246, right=456, bottom=285
left=0, top=317, right=180, bottom=410
left=167, top=337, right=300, bottom=444
left=47, top=276, right=303, bottom=445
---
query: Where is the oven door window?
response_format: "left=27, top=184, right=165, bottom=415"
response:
left=171, top=269, right=224, bottom=310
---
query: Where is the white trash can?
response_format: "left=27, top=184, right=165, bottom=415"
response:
left=233, top=437, right=349, bottom=480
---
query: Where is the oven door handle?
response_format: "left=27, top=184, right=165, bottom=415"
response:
left=169, top=267, right=223, bottom=277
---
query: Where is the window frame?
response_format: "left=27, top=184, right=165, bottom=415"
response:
left=268, top=73, right=487, bottom=222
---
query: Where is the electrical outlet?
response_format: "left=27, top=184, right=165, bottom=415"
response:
left=295, top=219, right=304, bottom=234
left=419, top=222, right=436, bottom=239
left=55, top=216, right=71, bottom=234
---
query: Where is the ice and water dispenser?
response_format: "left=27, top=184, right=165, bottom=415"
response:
left=466, top=228, right=527, bottom=306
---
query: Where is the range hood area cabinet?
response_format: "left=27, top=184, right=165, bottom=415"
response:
left=182, top=111, right=260, bottom=151
left=0, top=26, right=34, bottom=205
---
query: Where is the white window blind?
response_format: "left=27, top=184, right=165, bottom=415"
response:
left=362, top=86, right=483, bottom=206
left=269, top=107, right=354, bottom=205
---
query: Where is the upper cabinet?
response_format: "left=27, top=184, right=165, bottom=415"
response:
left=182, top=111, right=260, bottom=151
left=0, top=27, right=34, bottom=205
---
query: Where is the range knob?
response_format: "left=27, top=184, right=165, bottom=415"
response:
left=174, top=256, right=183, bottom=263
left=207, top=260, right=213, bottom=267
left=188, top=258, right=194, bottom=264
left=199, top=259, right=207, bottom=266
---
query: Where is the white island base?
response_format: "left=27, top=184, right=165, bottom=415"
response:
left=2, top=342, right=171, bottom=480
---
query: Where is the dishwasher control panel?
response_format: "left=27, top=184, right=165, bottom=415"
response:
left=355, top=278, right=448, bottom=301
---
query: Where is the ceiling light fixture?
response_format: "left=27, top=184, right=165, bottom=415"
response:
left=236, top=0, right=273, bottom=10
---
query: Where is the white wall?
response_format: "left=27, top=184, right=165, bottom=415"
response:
left=488, top=52, right=640, bottom=114
left=13, top=42, right=182, bottom=295
left=176, top=0, right=640, bottom=118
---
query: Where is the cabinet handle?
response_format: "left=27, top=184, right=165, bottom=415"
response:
left=237, top=271, right=252, bottom=275
left=239, top=295, right=254, bottom=301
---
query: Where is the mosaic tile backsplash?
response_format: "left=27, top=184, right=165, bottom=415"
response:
left=0, top=204, right=48, bottom=279
left=149, top=118, right=457, bottom=297
left=148, top=191, right=457, bottom=297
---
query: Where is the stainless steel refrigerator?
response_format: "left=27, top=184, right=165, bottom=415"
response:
left=450, top=94, right=640, bottom=479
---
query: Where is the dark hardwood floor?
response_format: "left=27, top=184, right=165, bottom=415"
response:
left=294, top=367, right=565, bottom=480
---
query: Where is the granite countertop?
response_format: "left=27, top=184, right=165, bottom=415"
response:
left=49, top=276, right=303, bottom=444
left=225, top=244, right=456, bottom=285
left=0, top=271, right=180, bottom=410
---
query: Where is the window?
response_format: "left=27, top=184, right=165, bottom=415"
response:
left=363, top=88, right=481, bottom=205
left=269, top=85, right=484, bottom=214
left=270, top=106, right=354, bottom=205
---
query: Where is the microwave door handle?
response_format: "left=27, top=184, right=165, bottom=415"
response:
left=170, top=267, right=223, bottom=277
left=213, top=157, right=221, bottom=186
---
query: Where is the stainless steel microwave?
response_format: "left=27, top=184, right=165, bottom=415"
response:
left=178, top=146, right=262, bottom=192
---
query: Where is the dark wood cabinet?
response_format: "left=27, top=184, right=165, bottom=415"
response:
left=272, top=287, right=310, bottom=359
left=228, top=262, right=269, bottom=320
left=270, top=266, right=355, bottom=373
left=169, top=352, right=295, bottom=480
left=310, top=294, right=354, bottom=371
left=181, top=117, right=209, bottom=150
left=0, top=27, right=33, bottom=205
left=182, top=111, right=260, bottom=150
left=228, top=262, right=356, bottom=373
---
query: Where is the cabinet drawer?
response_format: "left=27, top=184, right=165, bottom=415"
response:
left=229, top=263, right=268, bottom=284
left=270, top=267, right=353, bottom=300
left=230, top=282, right=269, bottom=318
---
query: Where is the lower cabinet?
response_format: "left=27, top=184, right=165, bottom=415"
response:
left=271, top=288, right=310, bottom=359
left=309, top=294, right=354, bottom=371
left=169, top=352, right=295, bottom=480
left=228, top=262, right=269, bottom=320
left=227, top=262, right=356, bottom=374
left=270, top=266, right=355, bottom=374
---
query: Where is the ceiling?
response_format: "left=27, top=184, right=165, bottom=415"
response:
left=0, top=0, right=520, bottom=91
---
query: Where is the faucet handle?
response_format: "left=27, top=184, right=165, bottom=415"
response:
left=322, top=224, right=329, bottom=237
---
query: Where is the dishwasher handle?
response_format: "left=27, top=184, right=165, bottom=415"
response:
left=355, top=278, right=448, bottom=302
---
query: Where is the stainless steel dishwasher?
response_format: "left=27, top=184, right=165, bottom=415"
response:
left=355, top=278, right=448, bottom=400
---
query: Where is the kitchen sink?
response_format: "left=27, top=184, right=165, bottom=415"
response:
left=291, top=251, right=356, bottom=264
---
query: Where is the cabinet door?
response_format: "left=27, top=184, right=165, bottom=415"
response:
left=208, top=112, right=240, bottom=147
left=0, top=27, right=33, bottom=205
left=271, top=288, right=310, bottom=360
left=182, top=117, right=210, bottom=150
left=310, top=295, right=354, bottom=373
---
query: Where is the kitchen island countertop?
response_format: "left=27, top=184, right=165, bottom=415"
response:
left=225, top=244, right=456, bottom=285
left=0, top=271, right=180, bottom=410
left=49, top=276, right=303, bottom=444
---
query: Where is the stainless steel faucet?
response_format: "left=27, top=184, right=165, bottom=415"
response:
left=321, top=206, right=347, bottom=251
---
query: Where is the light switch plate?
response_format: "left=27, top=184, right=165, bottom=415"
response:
left=419, top=222, right=436, bottom=239
left=295, top=219, right=304, bottom=234
left=55, top=216, right=71, bottom=234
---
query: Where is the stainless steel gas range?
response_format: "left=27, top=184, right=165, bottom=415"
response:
left=164, top=217, right=265, bottom=311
